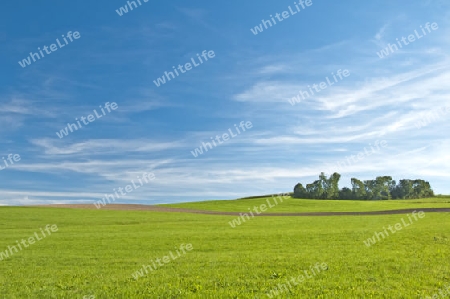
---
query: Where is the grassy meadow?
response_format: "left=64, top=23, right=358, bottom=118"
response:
left=163, top=196, right=450, bottom=212
left=0, top=197, right=449, bottom=298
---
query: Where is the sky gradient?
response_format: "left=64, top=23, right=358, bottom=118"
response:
left=1, top=0, right=449, bottom=205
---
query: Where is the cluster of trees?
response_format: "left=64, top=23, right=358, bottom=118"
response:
left=293, top=172, right=434, bottom=200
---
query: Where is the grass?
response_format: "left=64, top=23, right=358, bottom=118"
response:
left=0, top=202, right=449, bottom=298
left=161, top=196, right=450, bottom=213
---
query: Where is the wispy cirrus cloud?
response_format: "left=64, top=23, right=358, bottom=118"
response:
left=30, top=138, right=186, bottom=156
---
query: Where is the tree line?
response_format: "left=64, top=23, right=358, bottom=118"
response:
left=293, top=173, right=434, bottom=200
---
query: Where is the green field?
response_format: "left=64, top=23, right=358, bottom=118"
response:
left=0, top=198, right=449, bottom=298
left=162, top=196, right=450, bottom=213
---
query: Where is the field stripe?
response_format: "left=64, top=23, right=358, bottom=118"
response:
left=30, top=205, right=450, bottom=217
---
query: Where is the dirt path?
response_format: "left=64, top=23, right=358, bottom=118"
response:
left=32, top=204, right=450, bottom=216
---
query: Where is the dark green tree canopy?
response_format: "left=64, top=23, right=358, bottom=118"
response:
left=293, top=173, right=434, bottom=200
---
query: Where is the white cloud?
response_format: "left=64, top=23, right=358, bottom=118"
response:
left=30, top=138, right=186, bottom=155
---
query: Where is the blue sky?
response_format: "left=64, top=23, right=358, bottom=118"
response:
left=1, top=0, right=449, bottom=205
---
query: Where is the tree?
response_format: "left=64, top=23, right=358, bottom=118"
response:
left=339, top=187, right=353, bottom=200
left=412, top=179, right=434, bottom=198
left=375, top=176, right=394, bottom=200
left=327, top=172, right=341, bottom=199
left=392, top=180, right=413, bottom=199
left=294, top=183, right=307, bottom=198
left=318, top=172, right=329, bottom=199
left=311, top=179, right=325, bottom=199
left=351, top=178, right=366, bottom=199
left=363, top=179, right=377, bottom=200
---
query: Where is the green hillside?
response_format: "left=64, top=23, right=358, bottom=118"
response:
left=0, top=204, right=449, bottom=298
left=161, top=196, right=450, bottom=213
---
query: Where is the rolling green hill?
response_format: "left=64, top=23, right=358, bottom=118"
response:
left=161, top=196, right=450, bottom=213
left=0, top=199, right=449, bottom=298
